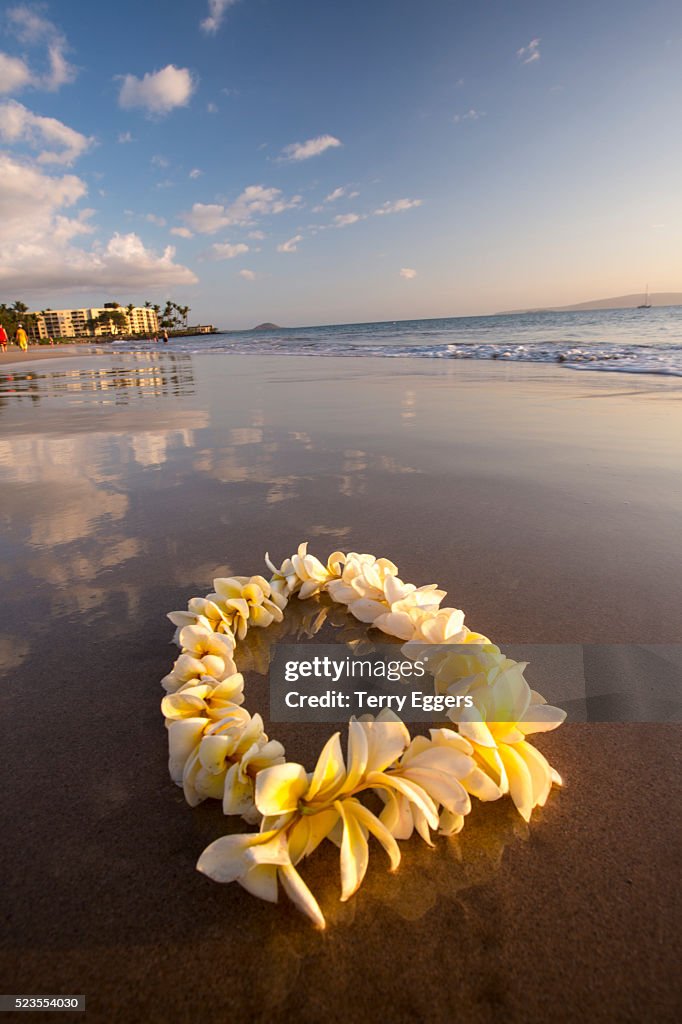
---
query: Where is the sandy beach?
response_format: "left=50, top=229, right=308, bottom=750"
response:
left=0, top=345, right=104, bottom=366
left=1, top=351, right=680, bottom=1022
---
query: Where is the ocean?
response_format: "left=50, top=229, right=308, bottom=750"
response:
left=113, top=306, right=682, bottom=377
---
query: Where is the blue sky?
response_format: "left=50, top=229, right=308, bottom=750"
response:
left=1, top=0, right=681, bottom=327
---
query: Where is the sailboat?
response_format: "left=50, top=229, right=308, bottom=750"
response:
left=637, top=285, right=652, bottom=309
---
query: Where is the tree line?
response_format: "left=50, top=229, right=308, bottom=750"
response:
left=0, top=301, right=40, bottom=337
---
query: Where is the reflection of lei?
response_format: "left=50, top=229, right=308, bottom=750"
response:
left=163, top=544, right=565, bottom=928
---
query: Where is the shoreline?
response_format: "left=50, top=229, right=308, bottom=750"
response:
left=3, top=343, right=682, bottom=383
left=0, top=344, right=103, bottom=366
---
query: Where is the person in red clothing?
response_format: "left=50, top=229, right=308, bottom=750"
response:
left=0, top=324, right=8, bottom=353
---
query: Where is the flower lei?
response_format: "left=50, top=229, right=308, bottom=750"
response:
left=163, top=544, right=565, bottom=928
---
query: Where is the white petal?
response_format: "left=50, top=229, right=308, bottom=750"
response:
left=255, top=762, right=309, bottom=815
left=305, top=732, right=346, bottom=801
left=335, top=800, right=369, bottom=901
left=168, top=717, right=207, bottom=783
left=278, top=862, right=326, bottom=928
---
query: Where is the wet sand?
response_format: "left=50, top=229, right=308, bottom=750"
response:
left=0, top=353, right=680, bottom=1022
left=0, top=345, right=102, bottom=366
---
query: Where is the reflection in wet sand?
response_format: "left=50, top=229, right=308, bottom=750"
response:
left=1, top=356, right=428, bottom=655
left=0, top=352, right=196, bottom=407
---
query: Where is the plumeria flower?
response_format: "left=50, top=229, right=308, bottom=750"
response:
left=448, top=663, right=565, bottom=821
left=161, top=625, right=237, bottom=693
left=373, top=595, right=456, bottom=641
left=266, top=543, right=345, bottom=600
left=161, top=673, right=245, bottom=724
left=265, top=551, right=301, bottom=598
left=166, top=704, right=247, bottom=790
left=401, top=630, right=496, bottom=674
left=209, top=575, right=286, bottom=640
left=290, top=543, right=345, bottom=599
left=326, top=552, right=400, bottom=608
left=428, top=728, right=503, bottom=833
left=374, top=733, right=479, bottom=844
left=197, top=830, right=326, bottom=928
left=430, top=651, right=516, bottom=700
left=222, top=737, right=287, bottom=823
left=184, top=713, right=285, bottom=824
left=167, top=597, right=234, bottom=638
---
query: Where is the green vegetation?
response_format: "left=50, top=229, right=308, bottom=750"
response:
left=144, top=300, right=191, bottom=330
left=0, top=301, right=40, bottom=339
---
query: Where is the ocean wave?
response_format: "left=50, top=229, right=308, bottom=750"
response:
left=106, top=309, right=682, bottom=377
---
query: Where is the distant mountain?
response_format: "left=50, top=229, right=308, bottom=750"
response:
left=251, top=322, right=281, bottom=331
left=498, top=293, right=682, bottom=314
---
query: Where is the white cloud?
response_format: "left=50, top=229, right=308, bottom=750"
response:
left=517, top=38, right=541, bottom=64
left=334, top=212, right=362, bottom=227
left=189, top=167, right=203, bottom=178
left=0, top=99, right=93, bottom=165
left=171, top=226, right=194, bottom=238
left=6, top=6, right=76, bottom=91
left=453, top=109, right=484, bottom=123
left=118, top=65, right=195, bottom=116
left=207, top=101, right=218, bottom=113
left=0, top=52, right=33, bottom=94
left=201, top=0, right=239, bottom=34
left=239, top=269, right=256, bottom=281
left=325, top=186, right=346, bottom=202
left=117, top=131, right=133, bottom=143
left=247, top=229, right=265, bottom=239
left=151, top=154, right=169, bottom=168
left=41, top=41, right=75, bottom=91
left=374, top=198, right=422, bottom=216
left=277, top=235, right=303, bottom=253
left=183, top=185, right=301, bottom=233
left=144, top=213, right=166, bottom=226
left=210, top=241, right=249, bottom=260
left=280, top=134, right=342, bottom=161
left=0, top=152, right=197, bottom=292
left=400, top=267, right=417, bottom=279
left=184, top=203, right=228, bottom=233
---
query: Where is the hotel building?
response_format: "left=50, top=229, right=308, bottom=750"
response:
left=27, top=304, right=160, bottom=340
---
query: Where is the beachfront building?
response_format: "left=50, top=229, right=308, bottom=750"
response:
left=28, top=304, right=160, bottom=340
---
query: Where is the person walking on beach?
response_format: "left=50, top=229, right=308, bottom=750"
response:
left=0, top=325, right=8, bottom=353
left=162, top=329, right=168, bottom=344
left=15, top=324, right=28, bottom=352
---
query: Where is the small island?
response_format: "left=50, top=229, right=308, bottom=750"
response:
left=251, top=322, right=281, bottom=331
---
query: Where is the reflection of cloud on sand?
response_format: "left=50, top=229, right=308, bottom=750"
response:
left=29, top=483, right=128, bottom=547
left=228, top=427, right=263, bottom=446
left=309, top=525, right=351, bottom=539
left=1, top=411, right=208, bottom=549
left=131, top=428, right=198, bottom=467
left=29, top=537, right=144, bottom=586
left=195, top=448, right=264, bottom=484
